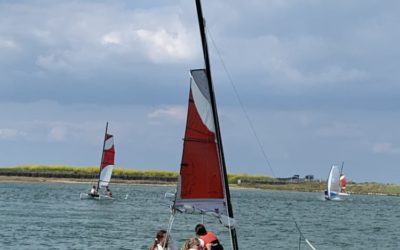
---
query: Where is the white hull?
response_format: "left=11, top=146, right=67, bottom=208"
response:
left=338, top=192, right=350, bottom=196
left=79, top=192, right=113, bottom=200
left=325, top=196, right=341, bottom=201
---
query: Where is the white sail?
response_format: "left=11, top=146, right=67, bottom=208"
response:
left=326, top=165, right=340, bottom=199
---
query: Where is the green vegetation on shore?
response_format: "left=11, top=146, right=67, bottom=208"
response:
left=3, top=165, right=179, bottom=177
left=1, top=165, right=400, bottom=195
left=347, top=183, right=400, bottom=196
left=0, top=165, right=276, bottom=182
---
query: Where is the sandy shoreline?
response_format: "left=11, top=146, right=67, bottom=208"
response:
left=1, top=176, right=399, bottom=196
left=0, top=175, right=176, bottom=186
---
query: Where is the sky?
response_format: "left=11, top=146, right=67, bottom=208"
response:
left=1, top=0, right=400, bottom=183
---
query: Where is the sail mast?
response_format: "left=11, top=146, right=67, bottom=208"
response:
left=340, top=161, right=344, bottom=175
left=97, top=122, right=108, bottom=192
left=195, top=0, right=239, bottom=249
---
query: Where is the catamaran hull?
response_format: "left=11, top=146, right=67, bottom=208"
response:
left=325, top=196, right=341, bottom=201
left=324, top=191, right=340, bottom=200
left=79, top=193, right=113, bottom=200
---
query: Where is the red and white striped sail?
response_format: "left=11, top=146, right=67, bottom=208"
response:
left=99, top=133, right=115, bottom=187
left=174, top=69, right=229, bottom=218
left=340, top=174, right=347, bottom=192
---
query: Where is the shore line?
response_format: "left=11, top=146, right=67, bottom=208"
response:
left=2, top=175, right=400, bottom=196
left=0, top=175, right=176, bottom=186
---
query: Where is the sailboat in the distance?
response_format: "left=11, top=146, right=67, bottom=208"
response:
left=80, top=122, right=115, bottom=200
left=339, top=161, right=349, bottom=196
left=324, top=165, right=341, bottom=200
left=165, top=0, right=239, bottom=249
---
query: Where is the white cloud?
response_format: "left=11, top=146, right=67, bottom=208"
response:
left=372, top=142, right=400, bottom=155
left=260, top=36, right=368, bottom=85
left=48, top=126, right=67, bottom=142
left=136, top=28, right=196, bottom=63
left=0, top=2, right=199, bottom=73
left=148, top=105, right=186, bottom=121
left=0, top=128, right=25, bottom=140
left=101, top=32, right=122, bottom=45
left=1, top=0, right=400, bottom=183
left=0, top=37, right=18, bottom=50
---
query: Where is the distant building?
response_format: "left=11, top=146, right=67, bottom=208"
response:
left=292, top=174, right=300, bottom=182
left=305, top=174, right=314, bottom=181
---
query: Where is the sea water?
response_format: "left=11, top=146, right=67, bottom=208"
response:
left=0, top=182, right=399, bottom=249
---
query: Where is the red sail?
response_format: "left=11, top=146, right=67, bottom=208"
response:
left=101, top=133, right=115, bottom=169
left=179, top=71, right=224, bottom=199
left=340, top=175, right=347, bottom=191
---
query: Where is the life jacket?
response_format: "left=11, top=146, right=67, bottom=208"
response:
left=200, top=232, right=218, bottom=245
left=210, top=243, right=223, bottom=250
left=200, top=232, right=223, bottom=250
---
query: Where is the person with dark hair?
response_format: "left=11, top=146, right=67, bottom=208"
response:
left=149, top=230, right=177, bottom=250
left=106, top=186, right=112, bottom=197
left=89, top=185, right=99, bottom=197
left=194, top=224, right=223, bottom=250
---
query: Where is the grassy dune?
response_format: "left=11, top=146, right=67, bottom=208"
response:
left=347, top=183, right=400, bottom=196
left=2, top=165, right=275, bottom=181
left=235, top=181, right=326, bottom=192
left=3, top=165, right=179, bottom=177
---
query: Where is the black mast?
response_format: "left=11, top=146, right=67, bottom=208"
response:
left=97, top=122, right=108, bottom=192
left=340, top=161, right=344, bottom=176
left=195, top=1, right=239, bottom=249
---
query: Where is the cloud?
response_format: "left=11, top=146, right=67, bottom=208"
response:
left=47, top=126, right=67, bottom=142
left=0, top=1, right=198, bottom=73
left=101, top=32, right=122, bottom=45
left=0, top=37, right=18, bottom=50
left=36, top=52, right=72, bottom=71
left=372, top=142, right=400, bottom=155
left=147, top=105, right=186, bottom=121
left=136, top=28, right=196, bottom=63
left=316, top=122, right=362, bottom=138
left=0, top=128, right=25, bottom=140
left=1, top=0, right=400, bottom=183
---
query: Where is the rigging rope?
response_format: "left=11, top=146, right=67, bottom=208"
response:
left=294, top=221, right=317, bottom=250
left=226, top=214, right=234, bottom=250
left=206, top=27, right=276, bottom=178
left=206, top=27, right=317, bottom=250
left=164, top=212, right=176, bottom=249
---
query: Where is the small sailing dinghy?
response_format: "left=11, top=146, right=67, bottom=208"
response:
left=80, top=122, right=115, bottom=200
left=339, top=161, right=349, bottom=196
left=324, top=165, right=341, bottom=200
left=165, top=0, right=239, bottom=249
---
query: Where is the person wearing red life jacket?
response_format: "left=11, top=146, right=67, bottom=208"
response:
left=195, top=224, right=223, bottom=250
